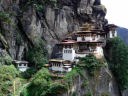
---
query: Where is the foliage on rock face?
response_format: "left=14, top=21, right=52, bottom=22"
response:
left=21, top=68, right=67, bottom=96
left=64, top=68, right=79, bottom=87
left=79, top=54, right=103, bottom=76
left=26, top=68, right=51, bottom=96
left=31, top=68, right=51, bottom=85
left=27, top=40, right=48, bottom=69
left=0, top=11, right=11, bottom=23
left=105, top=37, right=128, bottom=90
left=21, top=55, right=104, bottom=96
left=46, top=82, right=67, bottom=96
left=0, top=65, right=19, bottom=95
left=23, top=0, right=57, bottom=11
left=0, top=65, right=19, bottom=79
left=21, top=67, right=37, bottom=79
left=0, top=52, right=12, bottom=66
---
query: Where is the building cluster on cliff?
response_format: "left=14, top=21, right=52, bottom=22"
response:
left=47, top=23, right=117, bottom=73
left=11, top=23, right=117, bottom=72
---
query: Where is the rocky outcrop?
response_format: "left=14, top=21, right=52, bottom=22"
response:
left=0, top=0, right=125, bottom=96
left=0, top=0, right=107, bottom=59
left=58, top=66, right=120, bottom=96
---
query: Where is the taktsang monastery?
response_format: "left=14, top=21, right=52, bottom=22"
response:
left=48, top=23, right=117, bottom=72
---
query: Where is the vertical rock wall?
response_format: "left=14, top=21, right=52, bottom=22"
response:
left=0, top=0, right=107, bottom=59
left=59, top=66, right=120, bottom=96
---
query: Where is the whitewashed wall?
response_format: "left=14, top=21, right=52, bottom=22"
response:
left=62, top=48, right=76, bottom=61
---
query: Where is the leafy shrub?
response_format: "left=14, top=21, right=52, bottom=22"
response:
left=85, top=92, right=93, bottom=96
left=46, top=83, right=68, bottom=96
left=0, top=65, right=19, bottom=80
left=20, top=87, right=29, bottom=96
left=26, top=68, right=51, bottom=96
left=21, top=68, right=37, bottom=79
left=0, top=65, right=19, bottom=95
left=0, top=11, right=11, bottom=23
left=0, top=52, right=12, bottom=66
left=31, top=68, right=51, bottom=85
left=27, top=39, right=48, bottom=69
left=81, top=80, right=89, bottom=88
left=64, top=68, right=79, bottom=87
left=79, top=54, right=103, bottom=76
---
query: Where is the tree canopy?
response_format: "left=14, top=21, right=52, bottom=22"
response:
left=0, top=65, right=19, bottom=95
left=105, top=37, right=128, bottom=90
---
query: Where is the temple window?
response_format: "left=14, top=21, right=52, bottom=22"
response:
left=112, top=31, right=115, bottom=37
left=82, top=36, right=85, bottom=41
left=92, top=36, right=95, bottom=40
left=19, top=64, right=22, bottom=66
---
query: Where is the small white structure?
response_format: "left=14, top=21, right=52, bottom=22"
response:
left=106, top=24, right=117, bottom=38
left=108, top=30, right=117, bottom=38
left=49, top=59, right=72, bottom=72
left=13, top=60, right=29, bottom=72
left=61, top=40, right=76, bottom=62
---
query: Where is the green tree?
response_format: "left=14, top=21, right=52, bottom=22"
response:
left=0, top=65, right=19, bottom=80
left=21, top=67, right=37, bottom=79
left=0, top=51, right=12, bottom=66
left=26, top=68, right=51, bottom=96
left=0, top=65, right=19, bottom=95
left=105, top=37, right=128, bottom=90
left=27, top=40, right=48, bottom=69
left=79, top=54, right=103, bottom=76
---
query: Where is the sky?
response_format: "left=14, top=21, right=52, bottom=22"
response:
left=101, top=0, right=128, bottom=28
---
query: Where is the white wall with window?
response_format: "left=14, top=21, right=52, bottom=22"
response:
left=18, top=63, right=28, bottom=72
left=62, top=48, right=76, bottom=61
left=77, top=36, right=92, bottom=42
left=77, top=35, right=101, bottom=42
left=51, top=62, right=63, bottom=72
left=108, top=30, right=117, bottom=38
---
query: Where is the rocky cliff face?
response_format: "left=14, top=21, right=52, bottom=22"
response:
left=59, top=66, right=120, bottom=96
left=0, top=0, right=107, bottom=60
left=0, top=0, right=123, bottom=96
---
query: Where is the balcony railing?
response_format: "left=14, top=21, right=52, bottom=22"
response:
left=77, top=37, right=105, bottom=42
left=76, top=50, right=95, bottom=54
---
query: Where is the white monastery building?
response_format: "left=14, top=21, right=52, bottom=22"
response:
left=49, top=23, right=117, bottom=72
left=49, top=59, right=72, bottom=72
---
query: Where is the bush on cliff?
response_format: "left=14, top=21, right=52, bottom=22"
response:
left=79, top=54, right=103, bottom=76
left=27, top=40, right=48, bottom=69
left=0, top=65, right=19, bottom=95
left=21, top=68, right=67, bottom=96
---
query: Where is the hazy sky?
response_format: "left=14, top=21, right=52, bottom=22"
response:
left=101, top=0, right=128, bottom=28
